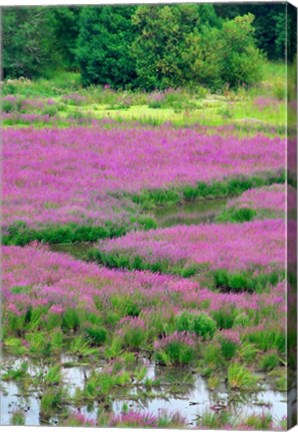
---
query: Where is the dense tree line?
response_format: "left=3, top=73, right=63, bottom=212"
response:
left=2, top=3, right=294, bottom=90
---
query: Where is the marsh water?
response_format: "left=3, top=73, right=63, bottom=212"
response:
left=0, top=355, right=287, bottom=426
left=154, top=198, right=227, bottom=227
left=1, top=198, right=287, bottom=426
left=50, top=198, right=227, bottom=260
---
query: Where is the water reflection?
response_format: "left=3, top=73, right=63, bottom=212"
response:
left=0, top=355, right=287, bottom=426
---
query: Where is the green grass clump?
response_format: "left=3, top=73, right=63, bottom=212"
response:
left=44, top=364, right=62, bottom=386
left=2, top=362, right=29, bottom=381
left=132, top=173, right=285, bottom=210
left=216, top=207, right=257, bottom=223
left=202, top=343, right=224, bottom=370
left=84, top=326, right=107, bottom=346
left=244, top=413, right=273, bottom=430
left=239, top=343, right=259, bottom=363
left=227, top=363, right=257, bottom=390
left=40, top=387, right=67, bottom=419
left=213, top=268, right=281, bottom=293
left=61, top=309, right=80, bottom=333
left=11, top=410, right=25, bottom=426
left=121, top=327, right=146, bottom=350
left=154, top=338, right=196, bottom=366
left=175, top=312, right=217, bottom=340
left=259, top=351, right=280, bottom=371
left=2, top=215, right=158, bottom=246
left=244, top=329, right=286, bottom=354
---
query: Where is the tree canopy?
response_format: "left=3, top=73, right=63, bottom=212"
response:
left=2, top=3, right=292, bottom=90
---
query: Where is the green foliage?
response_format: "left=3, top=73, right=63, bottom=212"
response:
left=44, top=364, right=62, bottom=385
left=220, top=338, right=239, bottom=360
left=197, top=410, right=232, bottom=429
left=211, top=309, right=235, bottom=329
left=85, top=326, right=107, bottom=346
left=2, top=362, right=29, bottom=381
left=155, top=340, right=195, bottom=366
left=2, top=8, right=60, bottom=79
left=228, top=363, right=257, bottom=389
left=233, top=312, right=250, bottom=328
left=191, top=314, right=217, bottom=339
left=216, top=207, right=257, bottom=223
left=122, top=327, right=146, bottom=350
left=202, top=343, right=224, bottom=369
left=213, top=268, right=281, bottom=293
left=3, top=216, right=156, bottom=246
left=239, top=343, right=259, bottom=363
left=76, top=6, right=137, bottom=88
left=244, top=329, right=286, bottom=353
left=61, top=309, right=80, bottom=332
left=11, top=410, right=25, bottom=426
left=83, top=370, right=130, bottom=399
left=219, top=14, right=264, bottom=88
left=244, top=413, right=273, bottom=430
left=40, top=388, right=66, bottom=418
left=259, top=351, right=280, bottom=371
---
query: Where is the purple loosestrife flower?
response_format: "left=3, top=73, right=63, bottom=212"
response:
left=99, top=219, right=285, bottom=272
left=109, top=410, right=158, bottom=427
left=3, top=126, right=284, bottom=228
left=153, top=331, right=196, bottom=351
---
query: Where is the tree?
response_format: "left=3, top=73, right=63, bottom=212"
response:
left=51, top=7, right=80, bottom=69
left=214, top=3, right=286, bottom=60
left=219, top=14, right=264, bottom=88
left=76, top=6, right=137, bottom=88
left=131, top=4, right=221, bottom=91
left=2, top=7, right=60, bottom=79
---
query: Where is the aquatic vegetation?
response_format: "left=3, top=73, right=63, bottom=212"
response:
left=109, top=410, right=159, bottom=428
left=10, top=409, right=25, bottom=426
left=217, top=183, right=290, bottom=222
left=154, top=331, right=197, bottom=366
left=175, top=312, right=217, bottom=340
left=109, top=410, right=186, bottom=428
left=40, top=387, right=67, bottom=419
left=94, top=219, right=285, bottom=284
left=2, top=362, right=29, bottom=382
left=44, top=364, right=62, bottom=386
left=227, top=363, right=257, bottom=390
left=118, top=316, right=147, bottom=350
left=3, top=126, right=284, bottom=243
left=259, top=351, right=280, bottom=371
left=217, top=329, right=240, bottom=360
left=64, top=411, right=96, bottom=427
